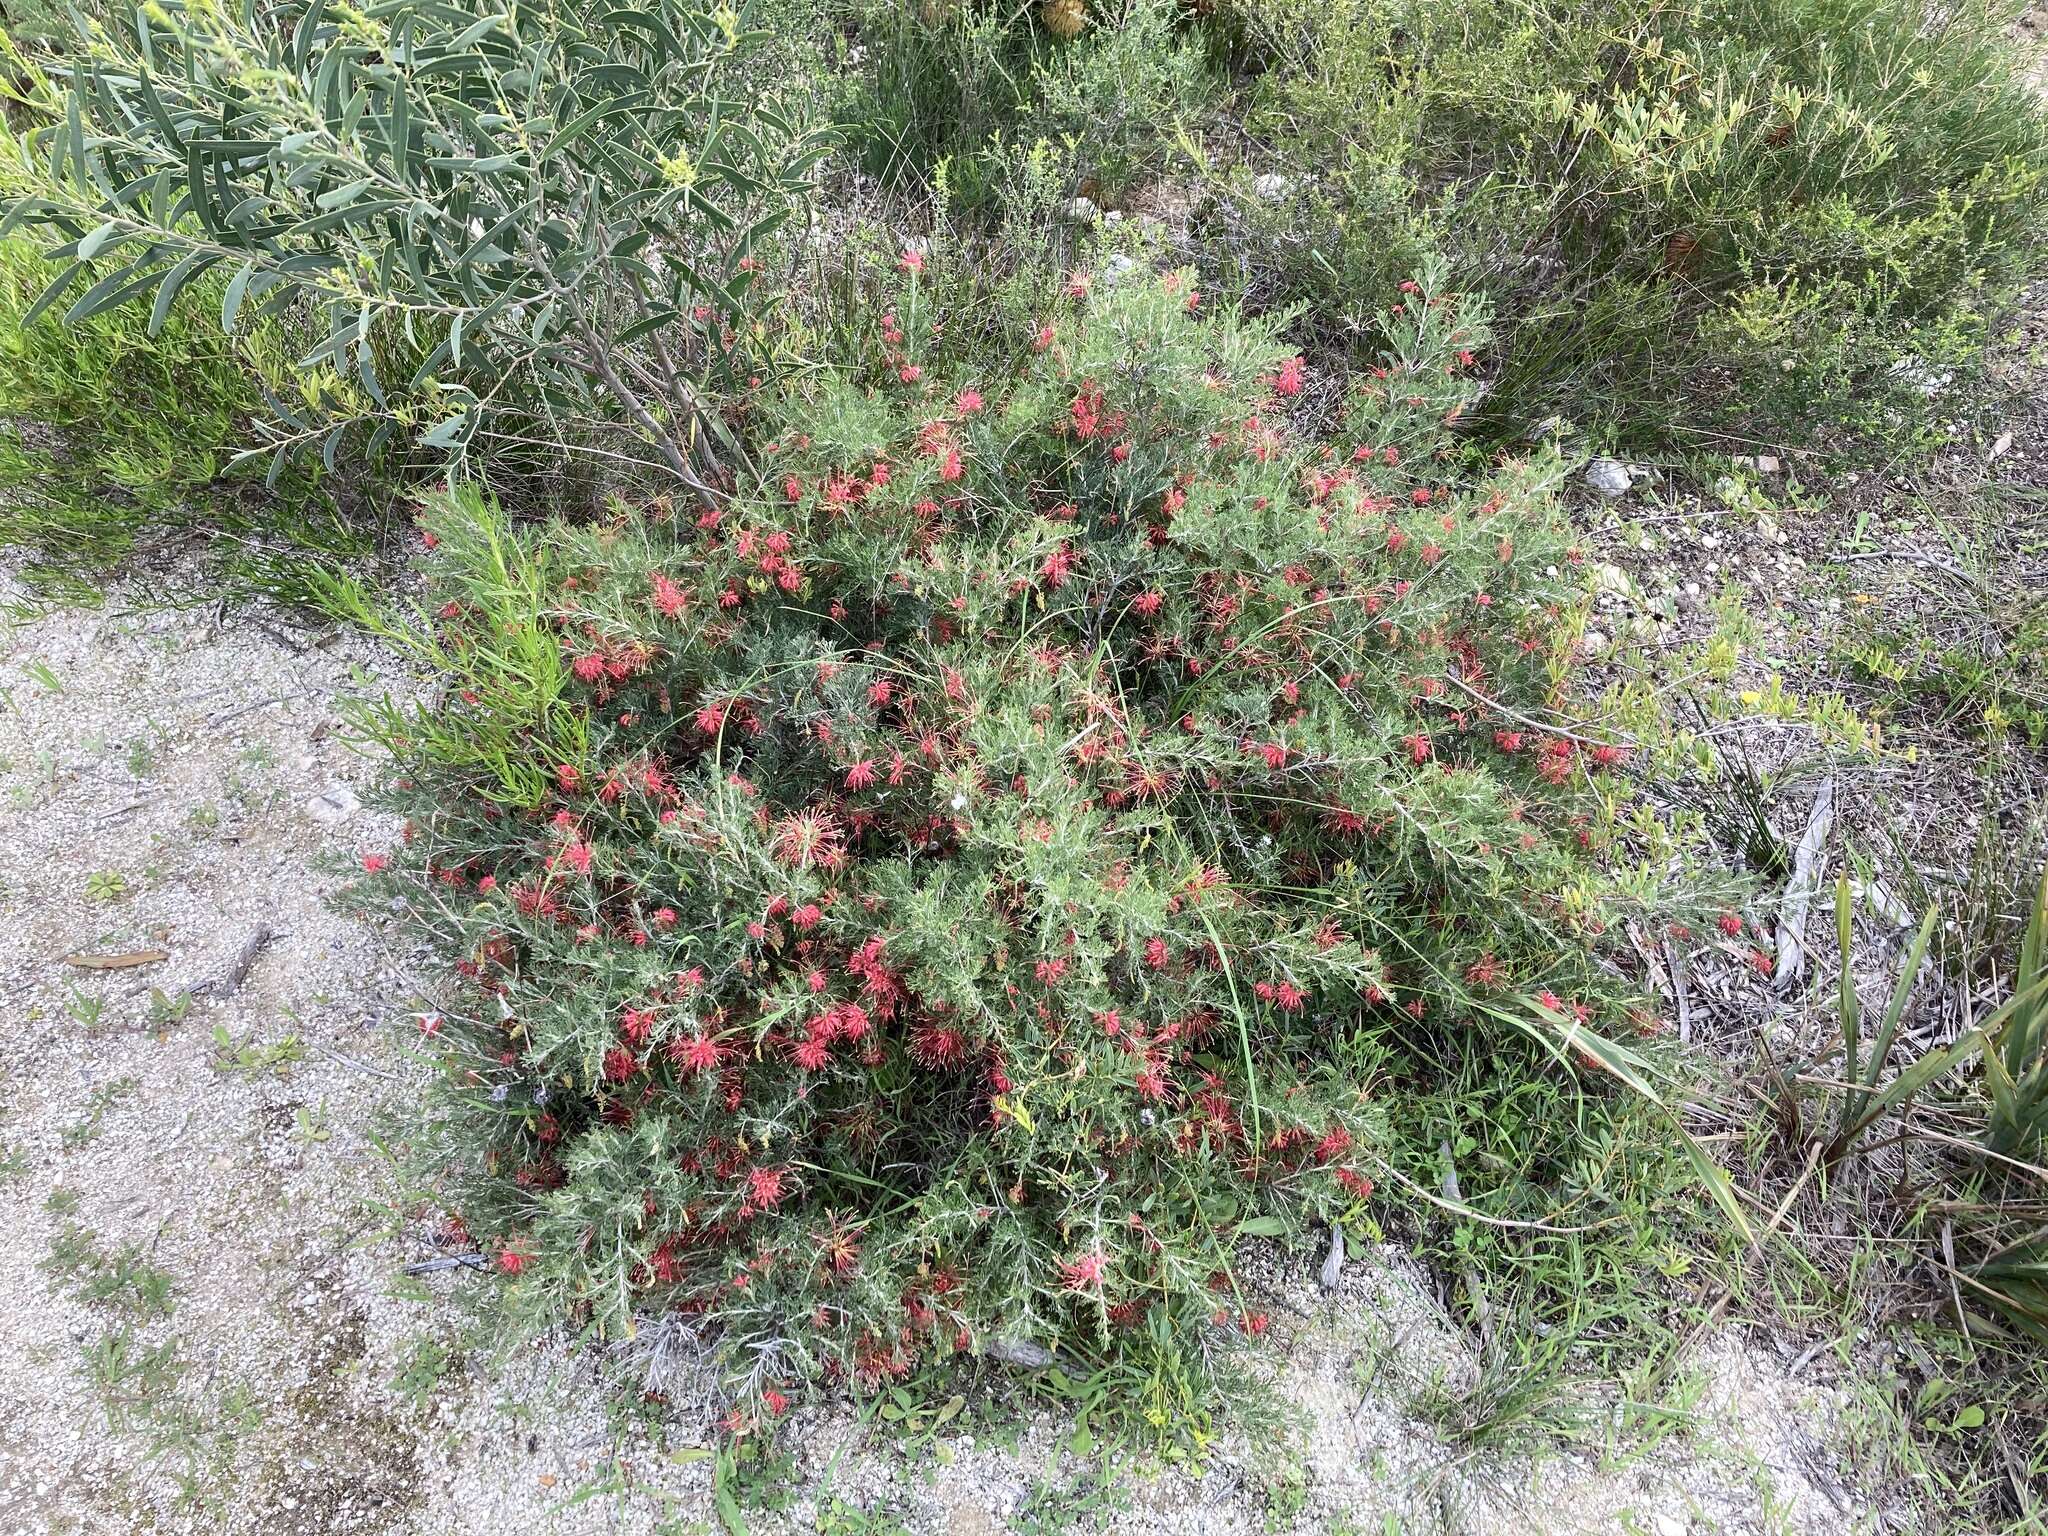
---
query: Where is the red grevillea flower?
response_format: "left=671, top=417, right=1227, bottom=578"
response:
left=651, top=573, right=688, bottom=618
left=845, top=759, right=877, bottom=791
left=1060, top=1252, right=1105, bottom=1291
left=671, top=1033, right=723, bottom=1074
left=361, top=853, right=389, bottom=873
left=771, top=807, right=845, bottom=869
left=1271, top=356, right=1304, bottom=396
left=910, top=1023, right=968, bottom=1069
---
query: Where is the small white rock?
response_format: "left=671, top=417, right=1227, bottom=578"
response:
left=305, top=783, right=360, bottom=823
left=1584, top=457, right=1633, bottom=500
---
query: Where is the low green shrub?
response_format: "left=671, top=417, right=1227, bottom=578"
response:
left=0, top=0, right=828, bottom=498
left=1228, top=0, right=2048, bottom=454
left=842, top=0, right=1217, bottom=208
left=349, top=260, right=1725, bottom=1421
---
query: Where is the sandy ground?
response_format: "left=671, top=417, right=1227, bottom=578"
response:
left=0, top=572, right=1908, bottom=1536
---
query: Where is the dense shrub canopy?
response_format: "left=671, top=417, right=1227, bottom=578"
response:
left=360, top=262, right=1696, bottom=1417
left=1240, top=0, right=2048, bottom=450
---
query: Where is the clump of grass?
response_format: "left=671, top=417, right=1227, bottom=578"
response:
left=0, top=236, right=376, bottom=607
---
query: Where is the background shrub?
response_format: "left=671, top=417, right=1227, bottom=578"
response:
left=351, top=261, right=1719, bottom=1418
left=842, top=0, right=1218, bottom=209
left=1228, top=0, right=2048, bottom=453
left=0, top=0, right=829, bottom=499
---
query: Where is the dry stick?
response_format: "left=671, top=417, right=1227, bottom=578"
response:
left=403, top=1254, right=487, bottom=1275
left=193, top=925, right=275, bottom=1000
left=1440, top=670, right=1633, bottom=751
left=1665, top=933, right=1694, bottom=1045
left=1773, top=778, right=1836, bottom=994
left=1366, top=1155, right=1610, bottom=1234
left=1940, top=1220, right=1970, bottom=1338
left=314, top=1043, right=407, bottom=1083
left=210, top=690, right=320, bottom=728
left=1319, top=1223, right=1345, bottom=1294
left=1834, top=549, right=1987, bottom=593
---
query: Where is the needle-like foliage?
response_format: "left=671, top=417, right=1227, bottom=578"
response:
left=348, top=260, right=1712, bottom=1426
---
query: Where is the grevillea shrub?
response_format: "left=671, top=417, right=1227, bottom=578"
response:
left=353, top=261, right=1710, bottom=1424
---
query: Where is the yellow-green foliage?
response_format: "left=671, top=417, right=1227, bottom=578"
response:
left=0, top=235, right=364, bottom=601
left=1237, top=0, right=2048, bottom=451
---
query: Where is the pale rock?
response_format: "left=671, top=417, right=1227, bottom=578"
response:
left=1584, top=457, right=1633, bottom=500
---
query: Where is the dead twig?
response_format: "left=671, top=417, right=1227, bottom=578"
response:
left=193, top=925, right=275, bottom=1000
left=1665, top=934, right=1694, bottom=1044
left=404, top=1254, right=487, bottom=1275
left=314, top=1042, right=407, bottom=1083
left=209, top=690, right=320, bottom=728
left=1773, top=779, right=1836, bottom=994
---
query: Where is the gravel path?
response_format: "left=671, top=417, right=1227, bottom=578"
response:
left=0, top=574, right=1891, bottom=1535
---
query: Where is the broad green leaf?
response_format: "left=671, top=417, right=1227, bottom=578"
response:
left=19, top=261, right=88, bottom=328
left=221, top=260, right=256, bottom=333
left=148, top=249, right=218, bottom=336
left=316, top=177, right=375, bottom=210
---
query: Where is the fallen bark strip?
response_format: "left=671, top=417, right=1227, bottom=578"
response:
left=193, top=925, right=276, bottom=1000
